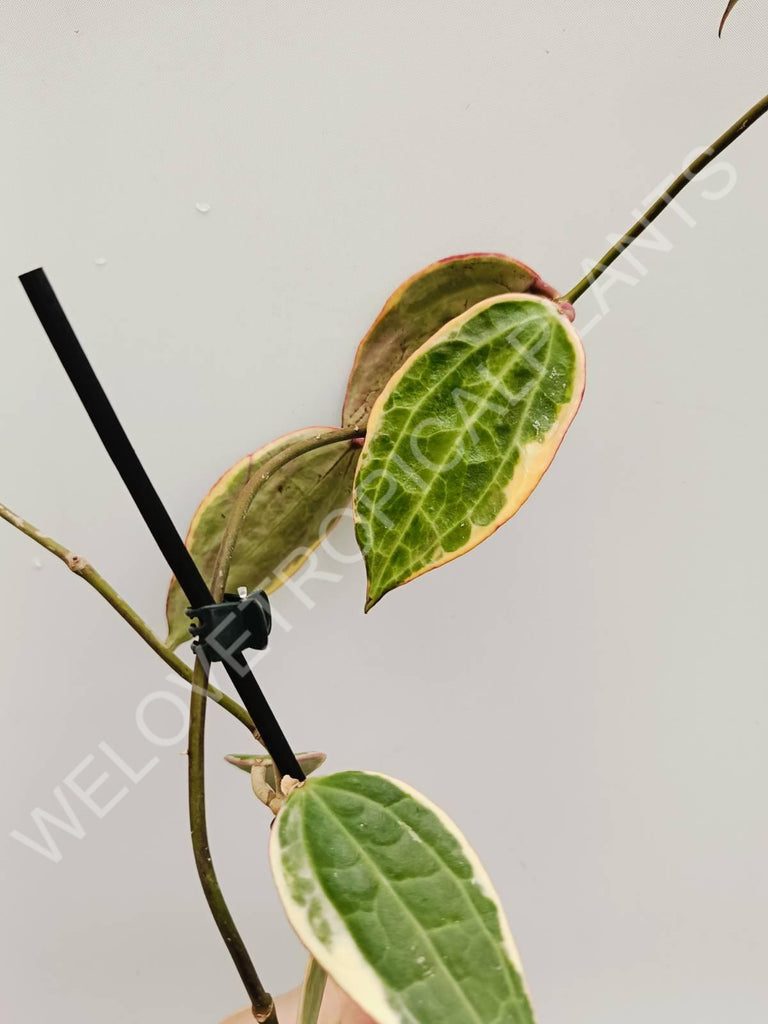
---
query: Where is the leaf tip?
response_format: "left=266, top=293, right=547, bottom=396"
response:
left=363, top=585, right=385, bottom=613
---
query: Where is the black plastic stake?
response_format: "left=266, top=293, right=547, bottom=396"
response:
left=19, top=267, right=304, bottom=782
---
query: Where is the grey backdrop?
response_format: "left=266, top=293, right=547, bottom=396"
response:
left=2, top=2, right=767, bottom=1021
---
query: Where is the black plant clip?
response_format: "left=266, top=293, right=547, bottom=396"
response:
left=186, top=588, right=272, bottom=664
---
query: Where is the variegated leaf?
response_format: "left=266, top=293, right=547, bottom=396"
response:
left=353, top=294, right=585, bottom=609
left=342, top=254, right=559, bottom=430
left=271, top=770, right=536, bottom=1024
left=166, top=428, right=359, bottom=648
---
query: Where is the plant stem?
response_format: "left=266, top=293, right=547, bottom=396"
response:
left=297, top=956, right=328, bottom=1024
left=188, top=659, right=278, bottom=1023
left=562, top=91, right=768, bottom=305
left=187, top=474, right=301, bottom=1022
left=184, top=429, right=366, bottom=1019
left=0, top=501, right=255, bottom=732
left=210, top=428, right=365, bottom=596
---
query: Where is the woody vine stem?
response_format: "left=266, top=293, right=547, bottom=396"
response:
left=0, top=501, right=254, bottom=728
left=561, top=91, right=768, bottom=305
left=3, top=89, right=767, bottom=1022
left=186, top=426, right=362, bottom=1023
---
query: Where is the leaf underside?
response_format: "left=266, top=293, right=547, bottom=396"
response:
left=270, top=771, right=535, bottom=1024
left=353, top=295, right=585, bottom=609
left=166, top=428, right=359, bottom=648
left=342, top=254, right=557, bottom=430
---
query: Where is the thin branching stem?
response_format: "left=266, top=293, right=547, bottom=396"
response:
left=0, top=501, right=254, bottom=731
left=563, top=92, right=768, bottom=305
left=187, top=658, right=278, bottom=1023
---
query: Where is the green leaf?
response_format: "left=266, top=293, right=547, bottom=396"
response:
left=270, top=771, right=536, bottom=1024
left=166, top=428, right=359, bottom=648
left=342, top=254, right=558, bottom=430
left=719, top=0, right=739, bottom=34
left=353, top=295, right=585, bottom=610
left=225, top=751, right=327, bottom=788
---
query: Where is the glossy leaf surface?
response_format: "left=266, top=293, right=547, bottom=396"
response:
left=342, top=254, right=557, bottom=430
left=166, top=428, right=359, bottom=648
left=354, top=295, right=585, bottom=609
left=271, top=771, right=535, bottom=1024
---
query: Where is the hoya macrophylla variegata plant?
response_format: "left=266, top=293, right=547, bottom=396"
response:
left=270, top=771, right=536, bottom=1024
left=5, top=78, right=767, bottom=1024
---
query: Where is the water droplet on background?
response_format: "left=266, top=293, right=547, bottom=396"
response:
left=195, top=202, right=211, bottom=214
left=94, top=257, right=107, bottom=266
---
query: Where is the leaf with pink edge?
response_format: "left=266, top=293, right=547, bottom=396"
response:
left=342, top=253, right=560, bottom=429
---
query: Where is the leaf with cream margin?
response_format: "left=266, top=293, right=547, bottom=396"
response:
left=225, top=751, right=327, bottom=788
left=166, top=428, right=359, bottom=648
left=719, top=0, right=740, bottom=35
left=342, top=254, right=560, bottom=429
left=270, top=770, right=536, bottom=1024
left=353, top=294, right=585, bottom=610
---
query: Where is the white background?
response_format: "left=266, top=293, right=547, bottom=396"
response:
left=2, top=2, right=767, bottom=1021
